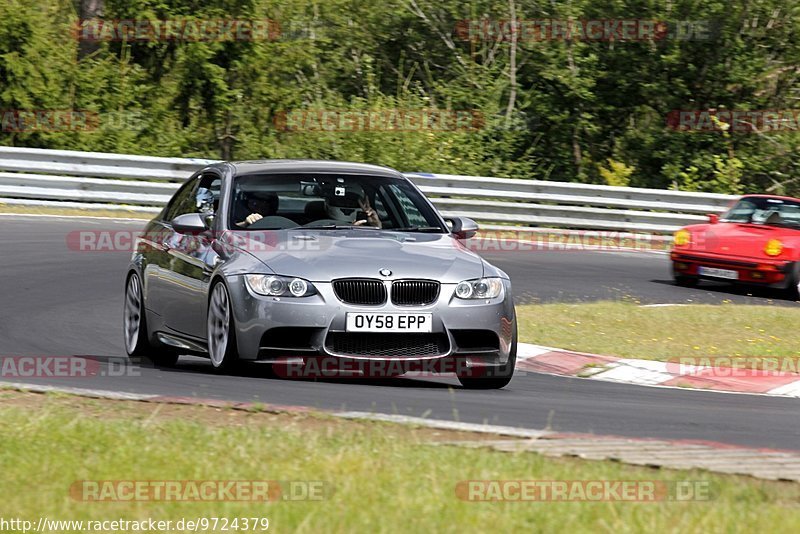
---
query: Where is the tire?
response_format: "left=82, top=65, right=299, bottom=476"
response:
left=784, top=264, right=800, bottom=301
left=674, top=275, right=698, bottom=288
left=124, top=272, right=179, bottom=367
left=458, top=321, right=517, bottom=390
left=207, top=281, right=240, bottom=371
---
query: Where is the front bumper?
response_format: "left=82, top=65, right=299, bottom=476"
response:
left=671, top=250, right=795, bottom=288
left=225, top=276, right=516, bottom=369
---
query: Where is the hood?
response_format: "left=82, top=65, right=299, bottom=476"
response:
left=684, top=222, right=800, bottom=257
left=231, top=229, right=485, bottom=282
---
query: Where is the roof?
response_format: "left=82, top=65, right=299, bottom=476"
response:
left=227, top=159, right=403, bottom=178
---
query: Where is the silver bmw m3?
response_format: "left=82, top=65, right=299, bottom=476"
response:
left=124, top=160, right=517, bottom=388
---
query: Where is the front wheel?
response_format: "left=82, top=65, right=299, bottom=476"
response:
left=458, top=322, right=517, bottom=390
left=207, top=282, right=240, bottom=371
left=123, top=272, right=179, bottom=367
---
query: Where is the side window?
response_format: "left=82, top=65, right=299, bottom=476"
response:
left=164, top=178, right=200, bottom=222
left=783, top=206, right=800, bottom=224
left=196, top=173, right=221, bottom=214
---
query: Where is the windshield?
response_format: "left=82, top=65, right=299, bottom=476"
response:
left=229, top=173, right=446, bottom=232
left=721, top=197, right=800, bottom=228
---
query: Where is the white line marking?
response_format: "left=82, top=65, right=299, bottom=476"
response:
left=334, top=412, right=552, bottom=438
left=614, top=359, right=671, bottom=373
left=766, top=380, right=800, bottom=397
left=590, top=362, right=675, bottom=385
left=516, top=342, right=557, bottom=360
left=1, top=381, right=554, bottom=438
left=0, top=381, right=158, bottom=401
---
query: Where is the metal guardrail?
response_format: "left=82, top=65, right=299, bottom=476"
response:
left=0, top=147, right=738, bottom=232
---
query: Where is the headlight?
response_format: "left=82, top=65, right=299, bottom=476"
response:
left=454, top=277, right=504, bottom=299
left=673, top=229, right=691, bottom=247
left=245, top=275, right=317, bottom=297
left=764, top=239, right=783, bottom=257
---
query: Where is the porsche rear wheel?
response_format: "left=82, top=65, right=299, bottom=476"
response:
left=124, top=272, right=179, bottom=367
left=786, top=264, right=800, bottom=301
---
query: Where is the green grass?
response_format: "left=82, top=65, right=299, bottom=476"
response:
left=1, top=391, right=799, bottom=533
left=517, top=302, right=800, bottom=362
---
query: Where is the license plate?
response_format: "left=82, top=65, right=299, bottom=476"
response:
left=698, top=266, right=739, bottom=280
left=346, top=313, right=432, bottom=333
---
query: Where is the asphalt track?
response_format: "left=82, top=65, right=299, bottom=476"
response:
left=0, top=215, right=798, bottom=451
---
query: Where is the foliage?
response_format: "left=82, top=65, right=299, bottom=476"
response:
left=0, top=0, right=798, bottom=194
left=599, top=158, right=635, bottom=187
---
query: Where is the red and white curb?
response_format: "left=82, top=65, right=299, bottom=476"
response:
left=517, top=343, right=800, bottom=398
left=4, top=380, right=800, bottom=482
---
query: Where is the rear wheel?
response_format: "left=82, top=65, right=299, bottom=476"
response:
left=207, top=281, right=240, bottom=371
left=784, top=264, right=800, bottom=301
left=124, top=272, right=179, bottom=367
left=458, top=322, right=517, bottom=390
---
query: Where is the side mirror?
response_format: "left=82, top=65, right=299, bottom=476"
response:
left=447, top=216, right=479, bottom=239
left=708, top=213, right=720, bottom=224
left=172, top=213, right=208, bottom=234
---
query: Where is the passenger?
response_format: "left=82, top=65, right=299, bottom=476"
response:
left=323, top=184, right=382, bottom=228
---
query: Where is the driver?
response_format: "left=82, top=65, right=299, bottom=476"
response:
left=236, top=191, right=279, bottom=228
left=323, top=183, right=382, bottom=228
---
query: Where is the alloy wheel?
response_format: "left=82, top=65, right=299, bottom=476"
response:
left=124, top=274, right=142, bottom=354
left=207, top=283, right=231, bottom=367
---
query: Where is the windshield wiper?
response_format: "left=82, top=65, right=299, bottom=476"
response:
left=298, top=224, right=369, bottom=230
left=296, top=224, right=443, bottom=232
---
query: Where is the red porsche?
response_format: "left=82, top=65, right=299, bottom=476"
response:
left=670, top=194, right=800, bottom=297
